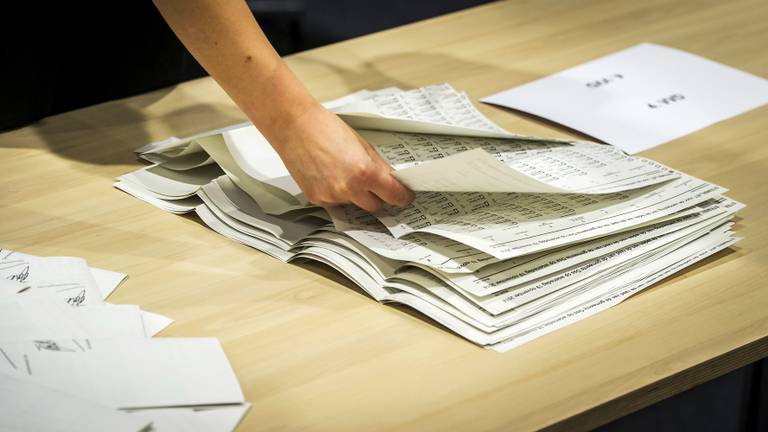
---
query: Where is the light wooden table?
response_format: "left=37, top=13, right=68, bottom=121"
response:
left=2, top=0, right=767, bottom=430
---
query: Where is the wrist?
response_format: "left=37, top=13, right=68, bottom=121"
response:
left=244, top=62, right=320, bottom=150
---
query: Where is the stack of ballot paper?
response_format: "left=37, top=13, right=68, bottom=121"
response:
left=116, top=83, right=743, bottom=353
left=0, top=249, right=249, bottom=431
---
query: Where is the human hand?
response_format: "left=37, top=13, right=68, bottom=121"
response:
left=153, top=0, right=410, bottom=211
left=267, top=103, right=414, bottom=212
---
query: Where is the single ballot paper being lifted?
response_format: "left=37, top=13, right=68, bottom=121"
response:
left=481, top=43, right=768, bottom=154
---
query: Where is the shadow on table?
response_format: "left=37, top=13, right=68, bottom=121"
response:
left=293, top=50, right=539, bottom=108
left=1, top=51, right=556, bottom=174
left=0, top=83, right=244, bottom=172
left=2, top=207, right=209, bottom=261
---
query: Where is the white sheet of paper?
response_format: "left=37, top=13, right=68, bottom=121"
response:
left=0, top=295, right=147, bottom=342
left=194, top=136, right=306, bottom=214
left=128, top=404, right=250, bottom=432
left=0, top=277, right=29, bottom=295
left=119, top=164, right=223, bottom=199
left=374, top=175, right=724, bottom=259
left=481, top=43, right=768, bottom=153
left=90, top=267, right=127, bottom=300
left=0, top=251, right=103, bottom=307
left=3, top=338, right=244, bottom=409
left=140, top=310, right=174, bottom=337
left=0, top=371, right=150, bottom=432
left=393, top=148, right=566, bottom=193
left=115, top=180, right=201, bottom=214
left=332, top=84, right=518, bottom=138
left=222, top=125, right=304, bottom=198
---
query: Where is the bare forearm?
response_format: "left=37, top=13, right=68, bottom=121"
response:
left=152, top=0, right=317, bottom=146
left=154, top=0, right=414, bottom=211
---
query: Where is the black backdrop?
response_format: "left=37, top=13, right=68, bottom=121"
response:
left=1, top=1, right=492, bottom=130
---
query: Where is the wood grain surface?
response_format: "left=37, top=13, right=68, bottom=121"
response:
left=1, top=0, right=767, bottom=430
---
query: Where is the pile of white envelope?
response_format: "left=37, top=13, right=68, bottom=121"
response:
left=0, top=249, right=248, bottom=431
left=115, top=84, right=743, bottom=352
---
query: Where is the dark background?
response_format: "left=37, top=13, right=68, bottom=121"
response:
left=2, top=2, right=766, bottom=430
left=1, top=1, right=493, bottom=131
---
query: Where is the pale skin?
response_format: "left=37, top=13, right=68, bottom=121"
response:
left=153, top=0, right=414, bottom=212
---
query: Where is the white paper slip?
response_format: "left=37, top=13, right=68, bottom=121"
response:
left=357, top=128, right=677, bottom=194
left=128, top=404, right=250, bottom=432
left=115, top=180, right=202, bottom=214
left=0, top=250, right=104, bottom=307
left=0, top=295, right=147, bottom=342
left=90, top=267, right=128, bottom=300
left=119, top=164, right=223, bottom=200
left=0, top=249, right=126, bottom=304
left=2, top=338, right=244, bottom=409
left=0, top=277, right=29, bottom=295
left=321, top=87, right=403, bottom=110
left=0, top=371, right=150, bottom=432
left=481, top=43, right=768, bottom=153
left=332, top=84, right=518, bottom=138
left=140, top=310, right=174, bottom=337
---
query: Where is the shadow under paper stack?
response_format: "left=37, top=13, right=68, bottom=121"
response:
left=115, top=84, right=743, bottom=352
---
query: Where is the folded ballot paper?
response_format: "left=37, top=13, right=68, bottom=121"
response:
left=0, top=249, right=249, bottom=432
left=116, top=83, right=743, bottom=353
